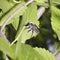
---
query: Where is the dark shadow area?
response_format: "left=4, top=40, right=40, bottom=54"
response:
left=5, top=24, right=17, bottom=43
left=25, top=37, right=46, bottom=48
left=17, top=16, right=22, bottom=31
left=39, top=7, right=59, bottom=41
left=0, top=8, right=3, bottom=12
left=24, top=0, right=28, bottom=2
left=15, top=0, right=20, bottom=1
left=56, top=5, right=60, bottom=9
left=4, top=15, right=23, bottom=43
left=0, top=51, right=5, bottom=60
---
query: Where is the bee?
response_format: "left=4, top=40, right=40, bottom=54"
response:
left=25, top=22, right=39, bottom=34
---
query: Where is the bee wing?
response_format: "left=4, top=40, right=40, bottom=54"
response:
left=32, top=26, right=39, bottom=34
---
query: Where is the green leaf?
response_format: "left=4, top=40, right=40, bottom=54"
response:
left=51, top=6, right=60, bottom=40
left=0, top=0, right=13, bottom=13
left=14, top=3, right=39, bottom=42
left=0, top=0, right=25, bottom=28
left=22, top=3, right=39, bottom=26
left=0, top=36, right=15, bottom=59
left=15, top=43, right=41, bottom=60
left=52, top=0, right=60, bottom=5
left=34, top=47, right=56, bottom=60
left=34, top=0, right=49, bottom=8
left=15, top=41, right=55, bottom=60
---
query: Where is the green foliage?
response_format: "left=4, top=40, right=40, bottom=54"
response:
left=0, top=0, right=25, bottom=27
left=0, top=0, right=60, bottom=60
left=15, top=40, right=55, bottom=60
left=52, top=0, right=60, bottom=5
left=15, top=3, right=39, bottom=43
left=0, top=36, right=15, bottom=59
left=34, top=0, right=49, bottom=8
left=51, top=6, right=60, bottom=40
left=34, top=47, right=55, bottom=60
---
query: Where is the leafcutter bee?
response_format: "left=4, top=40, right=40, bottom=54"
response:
left=25, top=22, right=39, bottom=34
